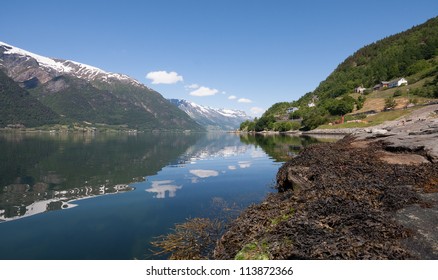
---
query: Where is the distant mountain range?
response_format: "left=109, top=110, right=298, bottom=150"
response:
left=169, top=99, right=250, bottom=130
left=0, top=41, right=203, bottom=131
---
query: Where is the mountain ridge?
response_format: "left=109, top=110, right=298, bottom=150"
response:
left=169, top=99, right=250, bottom=131
left=0, top=41, right=204, bottom=131
left=0, top=41, right=143, bottom=87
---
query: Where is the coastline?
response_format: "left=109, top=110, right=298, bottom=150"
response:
left=215, top=105, right=438, bottom=260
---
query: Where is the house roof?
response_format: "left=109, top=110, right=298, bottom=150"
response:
left=388, top=77, right=406, bottom=83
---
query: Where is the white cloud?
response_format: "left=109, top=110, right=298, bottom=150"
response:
left=228, top=95, right=237, bottom=100
left=250, top=107, right=265, bottom=115
left=238, top=98, right=252, bottom=103
left=190, top=86, right=219, bottom=97
left=189, top=169, right=219, bottom=178
left=228, top=165, right=237, bottom=170
left=146, top=71, right=183, bottom=84
left=185, top=83, right=200, bottom=90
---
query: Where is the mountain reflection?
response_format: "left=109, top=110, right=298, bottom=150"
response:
left=0, top=132, right=200, bottom=221
left=0, top=132, right=335, bottom=220
left=1, top=183, right=133, bottom=222
left=239, top=133, right=338, bottom=162
left=140, top=133, right=337, bottom=200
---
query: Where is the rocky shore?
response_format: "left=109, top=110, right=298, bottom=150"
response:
left=215, top=105, right=438, bottom=259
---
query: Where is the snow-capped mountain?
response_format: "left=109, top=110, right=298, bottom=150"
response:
left=169, top=99, right=250, bottom=131
left=0, top=41, right=203, bottom=131
left=0, top=41, right=142, bottom=87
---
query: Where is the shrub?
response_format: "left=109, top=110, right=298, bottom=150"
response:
left=384, top=96, right=397, bottom=110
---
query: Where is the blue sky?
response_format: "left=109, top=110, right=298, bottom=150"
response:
left=1, top=0, right=437, bottom=116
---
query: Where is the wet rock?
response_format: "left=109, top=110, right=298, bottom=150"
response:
left=215, top=136, right=438, bottom=260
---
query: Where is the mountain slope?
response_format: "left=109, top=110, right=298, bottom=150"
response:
left=312, top=16, right=438, bottom=101
left=169, top=99, right=250, bottom=130
left=0, top=41, right=204, bottom=131
left=0, top=69, right=59, bottom=127
left=241, top=16, right=438, bottom=131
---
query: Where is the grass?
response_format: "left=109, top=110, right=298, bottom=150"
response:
left=318, top=108, right=415, bottom=129
left=271, top=207, right=295, bottom=226
left=318, top=75, right=438, bottom=130
left=351, top=75, right=436, bottom=114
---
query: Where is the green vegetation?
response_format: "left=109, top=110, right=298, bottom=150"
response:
left=271, top=207, right=294, bottom=226
left=0, top=70, right=59, bottom=127
left=318, top=109, right=414, bottom=129
left=239, top=16, right=438, bottom=131
left=234, top=241, right=270, bottom=260
left=313, top=17, right=438, bottom=100
left=240, top=102, right=302, bottom=132
left=26, top=75, right=204, bottom=131
left=384, top=96, right=397, bottom=110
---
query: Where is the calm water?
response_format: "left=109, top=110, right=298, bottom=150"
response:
left=0, top=132, right=328, bottom=259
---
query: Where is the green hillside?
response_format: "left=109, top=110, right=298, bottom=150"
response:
left=314, top=17, right=438, bottom=100
left=241, top=16, right=438, bottom=131
left=30, top=76, right=161, bottom=128
left=0, top=70, right=59, bottom=127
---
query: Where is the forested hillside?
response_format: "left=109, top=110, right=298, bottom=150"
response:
left=313, top=16, right=438, bottom=101
left=0, top=70, right=59, bottom=127
left=241, top=16, right=438, bottom=131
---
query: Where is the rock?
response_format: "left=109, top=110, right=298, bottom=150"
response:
left=371, top=128, right=388, bottom=135
left=216, top=136, right=438, bottom=260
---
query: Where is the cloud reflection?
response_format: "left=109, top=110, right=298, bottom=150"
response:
left=251, top=149, right=266, bottom=158
left=238, top=161, right=252, bottom=169
left=189, top=169, right=219, bottom=178
left=146, top=180, right=182, bottom=199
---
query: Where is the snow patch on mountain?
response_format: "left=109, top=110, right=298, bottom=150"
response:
left=169, top=99, right=251, bottom=131
left=0, top=41, right=142, bottom=87
left=1, top=41, right=73, bottom=73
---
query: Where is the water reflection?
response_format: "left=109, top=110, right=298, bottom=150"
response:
left=0, top=131, right=338, bottom=259
left=146, top=180, right=182, bottom=199
left=0, top=132, right=336, bottom=221
left=1, top=184, right=133, bottom=222
left=239, top=134, right=338, bottom=162
left=189, top=169, right=220, bottom=178
left=238, top=161, right=252, bottom=169
left=0, top=132, right=200, bottom=221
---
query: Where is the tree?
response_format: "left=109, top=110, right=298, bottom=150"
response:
left=254, top=115, right=275, bottom=132
left=356, top=96, right=366, bottom=110
left=239, top=120, right=256, bottom=131
left=300, top=107, right=329, bottom=130
left=323, top=97, right=355, bottom=116
left=384, top=96, right=397, bottom=110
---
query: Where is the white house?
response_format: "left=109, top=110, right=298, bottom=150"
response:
left=388, top=77, right=408, bottom=88
left=354, top=86, right=366, bottom=94
left=286, top=107, right=299, bottom=114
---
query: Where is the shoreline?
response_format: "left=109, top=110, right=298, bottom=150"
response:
left=215, top=105, right=438, bottom=259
